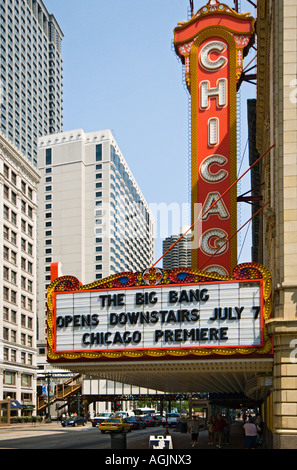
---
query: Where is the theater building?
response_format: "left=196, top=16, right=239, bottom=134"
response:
left=253, top=0, right=297, bottom=449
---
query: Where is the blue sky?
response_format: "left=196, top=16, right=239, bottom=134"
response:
left=46, top=0, right=257, bottom=265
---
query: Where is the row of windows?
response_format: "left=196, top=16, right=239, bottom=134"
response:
left=43, top=151, right=52, bottom=276
left=3, top=285, right=33, bottom=311
left=3, top=326, right=33, bottom=347
left=3, top=305, right=33, bottom=329
left=4, top=267, right=33, bottom=292
left=3, top=246, right=33, bottom=273
left=3, top=162, right=34, bottom=199
left=4, top=347, right=33, bottom=365
left=4, top=206, right=38, bottom=239
left=4, top=186, right=34, bottom=218
left=3, top=370, right=33, bottom=387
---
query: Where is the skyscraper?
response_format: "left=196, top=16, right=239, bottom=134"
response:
left=0, top=0, right=63, bottom=166
left=36, top=128, right=155, bottom=348
left=162, top=226, right=191, bottom=270
left=0, top=0, right=62, bottom=418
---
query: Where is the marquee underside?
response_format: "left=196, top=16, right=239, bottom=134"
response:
left=54, top=358, right=273, bottom=401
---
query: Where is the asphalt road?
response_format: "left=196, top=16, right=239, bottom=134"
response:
left=0, top=423, right=164, bottom=450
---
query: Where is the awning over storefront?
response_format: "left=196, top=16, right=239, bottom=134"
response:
left=10, top=400, right=23, bottom=409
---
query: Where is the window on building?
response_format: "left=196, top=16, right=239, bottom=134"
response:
left=4, top=371, right=16, bottom=385
left=96, top=144, right=102, bottom=162
left=46, top=148, right=52, bottom=166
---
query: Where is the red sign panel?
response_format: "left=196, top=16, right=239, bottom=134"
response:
left=174, top=1, right=254, bottom=275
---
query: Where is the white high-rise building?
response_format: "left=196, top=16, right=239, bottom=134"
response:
left=37, top=128, right=155, bottom=348
left=0, top=0, right=63, bottom=166
left=0, top=133, right=40, bottom=414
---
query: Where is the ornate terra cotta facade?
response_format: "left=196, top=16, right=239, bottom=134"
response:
left=256, top=0, right=297, bottom=450
left=173, top=0, right=254, bottom=276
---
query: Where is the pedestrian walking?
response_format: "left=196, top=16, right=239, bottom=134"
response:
left=223, top=414, right=232, bottom=445
left=188, top=415, right=200, bottom=447
left=243, top=417, right=261, bottom=449
left=213, top=414, right=226, bottom=448
left=207, top=416, right=215, bottom=445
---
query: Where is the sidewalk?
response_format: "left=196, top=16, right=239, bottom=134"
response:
left=128, top=421, right=248, bottom=450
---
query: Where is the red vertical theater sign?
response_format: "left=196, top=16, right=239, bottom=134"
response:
left=174, top=0, right=255, bottom=276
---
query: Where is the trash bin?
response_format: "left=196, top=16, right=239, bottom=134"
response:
left=179, top=422, right=188, bottom=433
left=110, top=432, right=127, bottom=449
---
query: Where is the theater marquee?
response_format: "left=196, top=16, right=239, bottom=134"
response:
left=47, top=263, right=272, bottom=363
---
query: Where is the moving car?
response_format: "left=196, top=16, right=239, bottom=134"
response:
left=161, top=413, right=181, bottom=427
left=135, top=416, right=146, bottom=429
left=143, top=415, right=155, bottom=427
left=61, top=416, right=86, bottom=427
left=125, top=416, right=146, bottom=430
left=115, top=412, right=134, bottom=419
left=99, top=418, right=132, bottom=433
left=91, top=412, right=115, bottom=427
left=154, top=414, right=164, bottom=425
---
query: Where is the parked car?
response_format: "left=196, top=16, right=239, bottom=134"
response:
left=161, top=413, right=181, bottom=427
left=99, top=418, right=132, bottom=433
left=125, top=416, right=146, bottom=430
left=91, top=412, right=115, bottom=427
left=61, top=416, right=86, bottom=427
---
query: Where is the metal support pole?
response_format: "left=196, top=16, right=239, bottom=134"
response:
left=77, top=392, right=80, bottom=416
left=47, top=373, right=52, bottom=423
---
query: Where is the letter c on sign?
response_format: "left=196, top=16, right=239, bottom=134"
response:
left=200, top=155, right=228, bottom=183
left=199, top=41, right=228, bottom=71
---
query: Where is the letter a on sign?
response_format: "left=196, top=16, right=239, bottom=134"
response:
left=174, top=1, right=255, bottom=275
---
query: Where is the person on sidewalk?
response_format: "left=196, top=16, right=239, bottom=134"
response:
left=213, top=414, right=226, bottom=448
left=243, top=417, right=261, bottom=449
left=188, top=415, right=200, bottom=447
left=207, top=415, right=215, bottom=445
left=223, top=414, right=232, bottom=445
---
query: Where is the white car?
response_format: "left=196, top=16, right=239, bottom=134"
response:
left=91, top=412, right=115, bottom=427
left=115, top=412, right=135, bottom=419
left=161, top=413, right=181, bottom=427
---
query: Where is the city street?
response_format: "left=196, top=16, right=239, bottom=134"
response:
left=0, top=421, right=247, bottom=450
left=0, top=423, right=174, bottom=450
